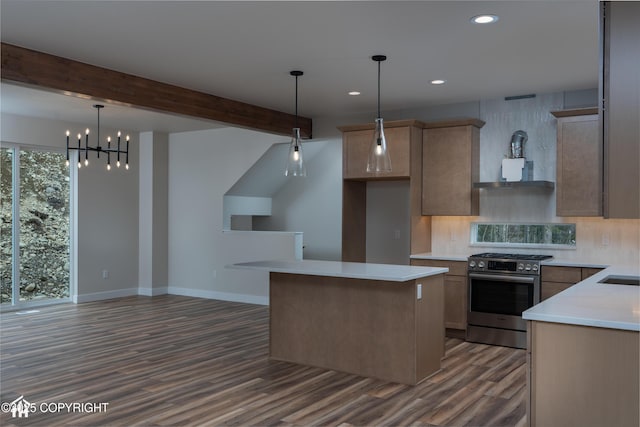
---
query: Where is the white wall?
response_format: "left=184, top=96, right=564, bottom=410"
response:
left=253, top=138, right=343, bottom=260
left=167, top=127, right=299, bottom=303
left=1, top=112, right=140, bottom=302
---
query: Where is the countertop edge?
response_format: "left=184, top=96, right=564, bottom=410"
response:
left=228, top=260, right=449, bottom=282
left=523, top=267, right=640, bottom=332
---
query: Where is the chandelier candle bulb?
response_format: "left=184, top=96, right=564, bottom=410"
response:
left=65, top=130, right=70, bottom=166
left=85, top=128, right=90, bottom=165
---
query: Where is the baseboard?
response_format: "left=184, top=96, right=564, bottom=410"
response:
left=138, top=286, right=169, bottom=297
left=167, top=286, right=269, bottom=306
left=74, top=286, right=268, bottom=305
left=74, top=288, right=138, bottom=303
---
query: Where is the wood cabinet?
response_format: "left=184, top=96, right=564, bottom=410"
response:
left=528, top=321, right=639, bottom=427
left=339, top=120, right=430, bottom=263
left=340, top=120, right=419, bottom=180
left=422, top=119, right=485, bottom=216
left=602, top=2, right=640, bottom=218
left=411, top=259, right=467, bottom=335
left=540, top=266, right=604, bottom=300
left=551, top=108, right=602, bottom=216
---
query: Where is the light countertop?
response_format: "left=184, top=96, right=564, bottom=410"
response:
left=229, top=259, right=448, bottom=282
left=410, top=253, right=468, bottom=262
left=523, top=265, right=640, bottom=332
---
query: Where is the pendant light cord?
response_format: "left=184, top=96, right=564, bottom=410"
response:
left=377, top=59, right=381, bottom=119
left=97, top=106, right=100, bottom=144
left=372, top=55, right=386, bottom=119
left=290, top=70, right=303, bottom=131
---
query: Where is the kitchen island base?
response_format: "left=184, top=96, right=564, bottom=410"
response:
left=527, top=321, right=639, bottom=427
left=270, top=272, right=445, bottom=385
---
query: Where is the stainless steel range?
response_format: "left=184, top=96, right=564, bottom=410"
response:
left=467, top=252, right=553, bottom=349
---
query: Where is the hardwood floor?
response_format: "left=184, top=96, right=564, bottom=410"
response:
left=0, top=296, right=526, bottom=426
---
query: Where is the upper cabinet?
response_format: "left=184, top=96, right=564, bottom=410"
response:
left=552, top=108, right=602, bottom=217
left=339, top=120, right=430, bottom=262
left=601, top=2, right=640, bottom=218
left=422, top=119, right=485, bottom=216
left=339, top=119, right=424, bottom=180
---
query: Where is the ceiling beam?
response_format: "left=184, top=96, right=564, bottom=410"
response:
left=1, top=43, right=312, bottom=138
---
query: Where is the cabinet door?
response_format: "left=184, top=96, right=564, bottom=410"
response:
left=602, top=2, right=640, bottom=218
left=556, top=114, right=602, bottom=216
left=411, top=259, right=467, bottom=330
left=343, top=126, right=410, bottom=179
left=444, top=275, right=467, bottom=330
left=422, top=125, right=480, bottom=215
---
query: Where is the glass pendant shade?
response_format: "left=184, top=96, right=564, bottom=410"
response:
left=285, top=127, right=306, bottom=177
left=366, top=118, right=391, bottom=173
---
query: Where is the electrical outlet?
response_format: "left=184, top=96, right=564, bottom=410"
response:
left=602, top=233, right=610, bottom=246
left=393, top=229, right=401, bottom=240
left=450, top=231, right=457, bottom=241
left=102, top=270, right=109, bottom=279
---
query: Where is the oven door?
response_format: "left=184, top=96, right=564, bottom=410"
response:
left=468, top=272, right=539, bottom=331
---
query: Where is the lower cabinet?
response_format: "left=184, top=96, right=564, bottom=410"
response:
left=541, top=266, right=604, bottom=300
left=411, top=259, right=467, bottom=335
left=528, top=321, right=639, bottom=426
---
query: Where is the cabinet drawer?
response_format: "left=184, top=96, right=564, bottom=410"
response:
left=541, top=266, right=581, bottom=283
left=582, top=267, right=604, bottom=280
left=411, top=259, right=467, bottom=276
left=541, top=281, right=573, bottom=301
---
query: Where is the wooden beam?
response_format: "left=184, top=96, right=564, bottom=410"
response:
left=1, top=43, right=312, bottom=138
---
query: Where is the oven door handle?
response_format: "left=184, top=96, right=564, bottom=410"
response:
left=469, top=273, right=536, bottom=284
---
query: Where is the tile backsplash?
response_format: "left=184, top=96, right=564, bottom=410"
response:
left=431, top=216, right=640, bottom=267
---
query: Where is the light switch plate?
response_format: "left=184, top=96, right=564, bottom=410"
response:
left=417, top=284, right=422, bottom=300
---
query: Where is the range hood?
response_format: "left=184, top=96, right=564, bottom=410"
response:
left=473, top=180, right=554, bottom=189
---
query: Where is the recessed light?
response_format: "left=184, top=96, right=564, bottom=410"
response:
left=348, top=91, right=361, bottom=96
left=471, top=14, right=499, bottom=24
left=430, top=79, right=446, bottom=85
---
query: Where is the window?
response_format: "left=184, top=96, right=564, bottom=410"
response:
left=471, top=223, right=576, bottom=248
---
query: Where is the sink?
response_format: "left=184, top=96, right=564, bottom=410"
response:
left=597, top=275, right=640, bottom=286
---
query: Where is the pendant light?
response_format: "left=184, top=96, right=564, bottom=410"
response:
left=367, top=55, right=392, bottom=174
left=285, top=70, right=306, bottom=177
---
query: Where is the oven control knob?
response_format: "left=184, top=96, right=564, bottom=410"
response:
left=478, top=261, right=485, bottom=268
left=525, top=264, right=532, bottom=271
left=532, top=264, right=539, bottom=271
left=469, top=261, right=476, bottom=268
left=518, top=263, right=524, bottom=271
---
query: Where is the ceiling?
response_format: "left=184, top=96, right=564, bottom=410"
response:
left=1, top=1, right=599, bottom=134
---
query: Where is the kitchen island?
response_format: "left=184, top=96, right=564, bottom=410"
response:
left=523, top=266, right=639, bottom=427
left=231, top=260, right=448, bottom=385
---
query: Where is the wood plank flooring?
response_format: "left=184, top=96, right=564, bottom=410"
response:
left=0, top=295, right=527, bottom=426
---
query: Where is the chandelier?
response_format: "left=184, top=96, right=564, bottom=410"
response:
left=65, top=104, right=130, bottom=171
